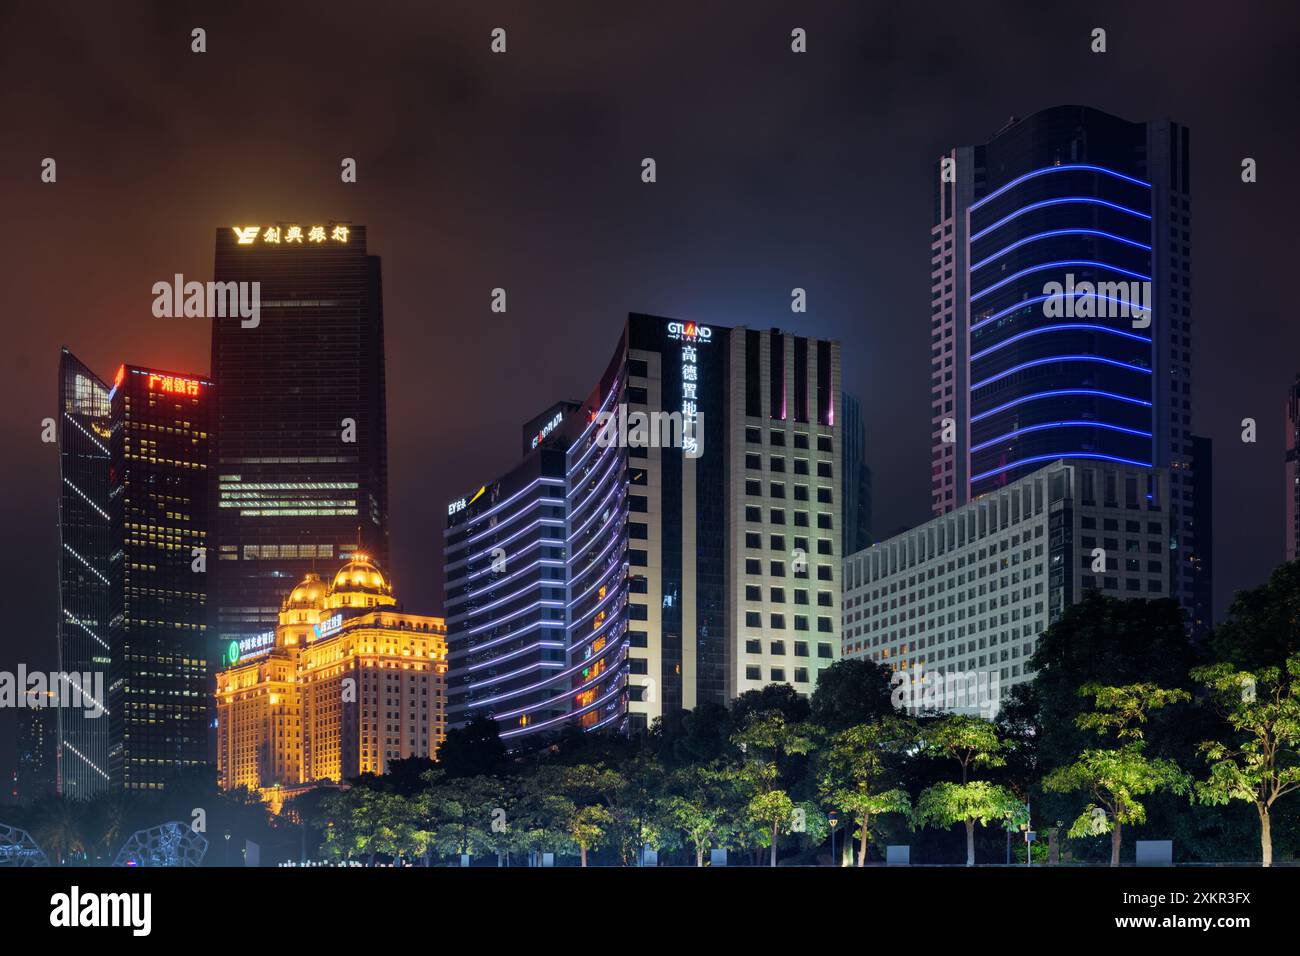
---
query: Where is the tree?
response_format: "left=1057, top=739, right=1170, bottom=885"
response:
left=1043, top=684, right=1191, bottom=866
left=810, top=658, right=895, bottom=731
left=818, top=719, right=913, bottom=866
left=29, top=796, right=89, bottom=865
left=425, top=774, right=502, bottom=862
left=732, top=711, right=814, bottom=866
left=1210, top=561, right=1300, bottom=671
left=648, top=703, right=735, bottom=768
left=914, top=714, right=1016, bottom=866
left=568, top=805, right=612, bottom=867
left=1192, top=656, right=1300, bottom=866
left=663, top=764, right=736, bottom=866
left=731, top=683, right=811, bottom=726
left=436, top=714, right=507, bottom=778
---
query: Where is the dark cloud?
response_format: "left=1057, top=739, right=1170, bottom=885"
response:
left=2, top=0, right=1297, bottom=781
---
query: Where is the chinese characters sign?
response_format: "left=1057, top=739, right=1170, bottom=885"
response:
left=147, top=373, right=202, bottom=396
left=231, top=224, right=351, bottom=245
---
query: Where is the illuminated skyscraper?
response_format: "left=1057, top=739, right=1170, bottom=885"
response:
left=107, top=365, right=213, bottom=790
left=210, top=223, right=389, bottom=660
left=55, top=348, right=113, bottom=796
left=930, top=105, right=1207, bottom=627
left=445, top=314, right=843, bottom=741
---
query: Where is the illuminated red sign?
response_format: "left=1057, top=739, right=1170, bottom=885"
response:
left=148, top=373, right=202, bottom=397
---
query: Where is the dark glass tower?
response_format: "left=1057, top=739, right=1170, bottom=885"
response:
left=841, top=391, right=872, bottom=555
left=55, top=348, right=113, bottom=796
left=108, top=365, right=212, bottom=790
left=210, top=222, right=389, bottom=657
left=931, top=105, right=1203, bottom=624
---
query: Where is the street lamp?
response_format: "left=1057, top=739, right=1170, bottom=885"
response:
left=828, top=811, right=839, bottom=866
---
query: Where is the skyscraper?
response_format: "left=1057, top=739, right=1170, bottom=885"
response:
left=107, top=365, right=212, bottom=790
left=445, top=314, right=843, bottom=741
left=930, top=105, right=1205, bottom=625
left=841, top=391, right=872, bottom=556
left=210, top=222, right=389, bottom=661
left=55, top=348, right=113, bottom=796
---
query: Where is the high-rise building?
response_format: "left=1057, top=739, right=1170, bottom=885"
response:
left=445, top=314, right=842, bottom=741
left=107, top=365, right=213, bottom=790
left=842, top=459, right=1170, bottom=712
left=215, top=556, right=445, bottom=810
left=841, top=391, right=873, bottom=556
left=13, top=690, right=58, bottom=802
left=55, top=348, right=113, bottom=796
left=1287, top=376, right=1300, bottom=562
left=930, top=105, right=1204, bottom=625
left=210, top=222, right=389, bottom=663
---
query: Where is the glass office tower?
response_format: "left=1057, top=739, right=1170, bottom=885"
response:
left=107, top=365, right=212, bottom=790
left=931, top=105, right=1207, bottom=628
left=55, top=348, right=113, bottom=796
left=210, top=222, right=389, bottom=657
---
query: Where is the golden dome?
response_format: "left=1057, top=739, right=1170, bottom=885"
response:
left=285, top=573, right=327, bottom=609
left=330, top=555, right=391, bottom=595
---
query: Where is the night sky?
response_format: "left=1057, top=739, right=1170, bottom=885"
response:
left=2, top=1, right=1297, bottom=783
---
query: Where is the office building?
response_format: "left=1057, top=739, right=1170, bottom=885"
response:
left=107, top=365, right=212, bottom=790
left=210, top=222, right=389, bottom=662
left=841, top=391, right=872, bottom=556
left=215, top=556, right=445, bottom=809
left=55, top=348, right=113, bottom=796
left=445, top=314, right=842, bottom=741
left=842, top=459, right=1169, bottom=712
left=930, top=105, right=1205, bottom=627
left=13, top=690, right=58, bottom=802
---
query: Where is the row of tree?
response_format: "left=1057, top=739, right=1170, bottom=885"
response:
left=291, top=564, right=1300, bottom=867
left=7, top=563, right=1300, bottom=867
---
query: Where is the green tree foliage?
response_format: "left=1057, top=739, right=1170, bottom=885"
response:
left=1192, top=656, right=1300, bottom=866
left=1043, top=684, right=1191, bottom=866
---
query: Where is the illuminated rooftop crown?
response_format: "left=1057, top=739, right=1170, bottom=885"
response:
left=285, top=573, right=327, bottom=610
left=327, top=555, right=396, bottom=608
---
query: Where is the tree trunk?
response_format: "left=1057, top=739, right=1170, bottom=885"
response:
left=770, top=823, right=779, bottom=867
left=580, top=844, right=588, bottom=867
left=696, top=847, right=704, bottom=867
left=1110, top=822, right=1122, bottom=867
left=965, top=818, right=975, bottom=867
left=858, top=815, right=869, bottom=867
left=1259, top=805, right=1273, bottom=868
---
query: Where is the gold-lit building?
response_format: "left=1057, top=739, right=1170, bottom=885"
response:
left=215, top=556, right=446, bottom=806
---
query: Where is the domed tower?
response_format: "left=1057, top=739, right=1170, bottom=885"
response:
left=278, top=571, right=329, bottom=647
left=327, top=555, right=397, bottom=610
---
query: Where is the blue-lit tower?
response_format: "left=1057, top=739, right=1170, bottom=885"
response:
left=931, top=105, right=1206, bottom=626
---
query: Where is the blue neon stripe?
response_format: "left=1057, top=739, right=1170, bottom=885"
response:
left=971, top=324, right=1152, bottom=361
left=970, top=420, right=1153, bottom=454
left=969, top=164, right=1152, bottom=213
left=971, top=293, right=1155, bottom=333
left=971, top=388, right=1153, bottom=423
left=971, top=229, right=1152, bottom=272
left=971, top=452, right=1152, bottom=484
left=971, top=197, right=1152, bottom=243
left=971, top=260, right=1151, bottom=302
left=971, top=354, right=1151, bottom=391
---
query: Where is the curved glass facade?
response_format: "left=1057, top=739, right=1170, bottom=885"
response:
left=443, top=348, right=630, bottom=742
left=969, top=138, right=1155, bottom=494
